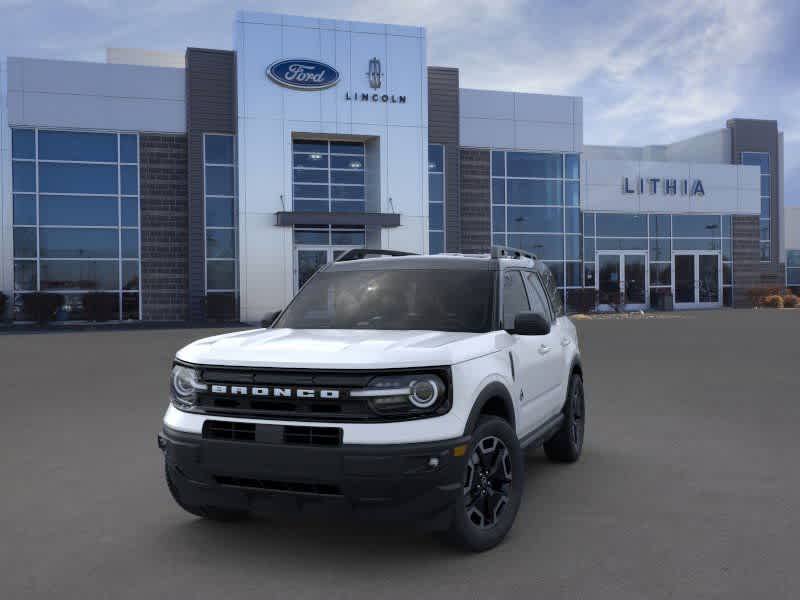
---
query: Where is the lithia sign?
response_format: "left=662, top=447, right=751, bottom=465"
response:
left=267, top=57, right=407, bottom=103
left=623, top=177, right=705, bottom=196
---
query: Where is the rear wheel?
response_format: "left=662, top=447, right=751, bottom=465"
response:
left=165, top=464, right=250, bottom=522
left=543, top=372, right=585, bottom=463
left=445, top=416, right=523, bottom=552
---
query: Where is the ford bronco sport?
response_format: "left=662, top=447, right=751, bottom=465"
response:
left=159, top=247, right=585, bottom=551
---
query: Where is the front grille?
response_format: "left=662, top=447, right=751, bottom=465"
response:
left=202, top=420, right=342, bottom=446
left=193, top=366, right=439, bottom=422
left=214, top=475, right=342, bottom=496
left=283, top=425, right=342, bottom=446
left=202, top=420, right=256, bottom=441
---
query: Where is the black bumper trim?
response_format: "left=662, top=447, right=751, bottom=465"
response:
left=160, top=425, right=470, bottom=521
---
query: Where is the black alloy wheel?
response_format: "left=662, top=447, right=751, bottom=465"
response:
left=464, top=436, right=513, bottom=529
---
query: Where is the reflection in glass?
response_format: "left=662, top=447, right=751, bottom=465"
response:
left=40, top=261, right=119, bottom=290
left=39, top=228, right=118, bottom=258
left=38, top=130, right=117, bottom=162
left=40, top=195, right=118, bottom=226
left=39, top=163, right=118, bottom=194
left=207, top=260, right=236, bottom=290
left=13, top=228, right=37, bottom=258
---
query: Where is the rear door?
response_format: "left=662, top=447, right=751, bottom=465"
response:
left=522, top=270, right=566, bottom=422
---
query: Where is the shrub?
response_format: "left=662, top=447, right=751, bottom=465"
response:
left=0, top=292, right=7, bottom=321
left=21, top=293, right=64, bottom=324
left=782, top=294, right=799, bottom=308
left=762, top=295, right=784, bottom=309
left=83, top=292, right=118, bottom=322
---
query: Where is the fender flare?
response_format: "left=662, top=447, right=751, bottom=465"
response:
left=463, top=381, right=516, bottom=435
left=559, top=354, right=584, bottom=412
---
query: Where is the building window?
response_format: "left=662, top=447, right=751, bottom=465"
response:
left=292, top=140, right=365, bottom=213
left=742, top=152, right=770, bottom=261
left=491, top=150, right=581, bottom=305
left=787, top=250, right=800, bottom=289
left=582, top=212, right=734, bottom=306
left=428, top=144, right=445, bottom=254
left=204, top=133, right=238, bottom=312
left=11, top=128, right=141, bottom=321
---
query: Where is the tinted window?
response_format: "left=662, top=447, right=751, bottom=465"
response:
left=40, top=228, right=118, bottom=258
left=428, top=145, right=444, bottom=172
left=121, top=198, right=139, bottom=227
left=14, top=260, right=37, bottom=291
left=40, top=195, right=118, bottom=226
left=13, top=228, right=36, bottom=258
left=40, top=260, right=119, bottom=290
left=673, top=214, right=721, bottom=237
left=596, top=213, right=647, bottom=237
left=38, top=131, right=117, bottom=162
left=507, top=179, right=562, bottom=205
left=206, top=197, right=235, bottom=227
left=330, top=141, right=364, bottom=155
left=276, top=269, right=496, bottom=333
left=39, top=163, right=118, bottom=194
left=121, top=165, right=138, bottom=195
left=507, top=206, right=563, bottom=233
left=429, top=202, right=444, bottom=230
left=206, top=229, right=236, bottom=258
left=536, top=263, right=565, bottom=316
left=205, top=135, right=234, bottom=164
left=12, top=129, right=35, bottom=159
left=206, top=166, right=235, bottom=195
left=507, top=153, right=562, bottom=178
left=649, top=214, right=671, bottom=237
left=565, top=154, right=580, bottom=179
left=507, top=234, right=564, bottom=260
left=502, top=271, right=530, bottom=329
left=12, top=161, right=36, bottom=192
left=331, top=230, right=366, bottom=245
left=120, top=134, right=138, bottom=163
left=13, top=194, right=36, bottom=225
left=523, top=271, right=552, bottom=321
left=565, top=181, right=580, bottom=206
left=491, top=151, right=505, bottom=177
left=207, top=261, right=236, bottom=290
left=121, top=229, right=139, bottom=258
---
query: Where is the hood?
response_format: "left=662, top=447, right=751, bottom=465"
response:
left=176, top=328, right=508, bottom=369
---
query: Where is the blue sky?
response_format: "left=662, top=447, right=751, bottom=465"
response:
left=2, top=0, right=798, bottom=204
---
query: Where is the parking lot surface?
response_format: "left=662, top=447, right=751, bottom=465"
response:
left=2, top=309, right=799, bottom=600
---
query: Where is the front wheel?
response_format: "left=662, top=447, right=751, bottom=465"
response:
left=445, top=416, right=523, bottom=552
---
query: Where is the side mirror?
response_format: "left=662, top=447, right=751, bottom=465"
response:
left=508, top=312, right=550, bottom=336
left=260, top=310, right=281, bottom=328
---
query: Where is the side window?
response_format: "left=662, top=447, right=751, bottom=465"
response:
left=502, top=271, right=530, bottom=328
left=523, top=271, right=553, bottom=322
left=537, top=264, right=564, bottom=317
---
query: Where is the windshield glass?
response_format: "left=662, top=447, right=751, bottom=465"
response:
left=275, top=268, right=495, bottom=332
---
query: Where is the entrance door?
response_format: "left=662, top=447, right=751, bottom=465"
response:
left=596, top=252, right=648, bottom=310
left=294, top=246, right=360, bottom=292
left=672, top=252, right=721, bottom=309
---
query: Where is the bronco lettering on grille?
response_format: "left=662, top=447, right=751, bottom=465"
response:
left=209, top=385, right=341, bottom=399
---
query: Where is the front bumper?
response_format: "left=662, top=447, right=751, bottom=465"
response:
left=160, top=425, right=470, bottom=524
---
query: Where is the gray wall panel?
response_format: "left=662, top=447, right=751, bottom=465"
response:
left=427, top=67, right=461, bottom=252
left=186, top=48, right=237, bottom=321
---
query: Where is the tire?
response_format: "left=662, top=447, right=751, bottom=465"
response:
left=445, top=416, right=524, bottom=552
left=164, top=464, right=250, bottom=522
left=543, top=372, right=585, bottom=463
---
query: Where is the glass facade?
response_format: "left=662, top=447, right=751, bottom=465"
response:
left=11, top=128, right=141, bottom=320
left=787, top=250, right=800, bottom=288
left=292, top=140, right=365, bottom=213
left=204, top=134, right=238, bottom=298
left=742, top=152, right=771, bottom=261
left=583, top=212, right=734, bottom=307
left=428, top=144, right=445, bottom=254
left=491, top=150, right=581, bottom=304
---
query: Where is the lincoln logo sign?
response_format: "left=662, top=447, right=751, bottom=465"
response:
left=210, top=385, right=342, bottom=399
left=266, top=59, right=340, bottom=90
left=623, top=177, right=705, bottom=196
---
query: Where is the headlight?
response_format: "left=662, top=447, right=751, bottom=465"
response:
left=170, top=364, right=207, bottom=410
left=352, top=373, right=447, bottom=417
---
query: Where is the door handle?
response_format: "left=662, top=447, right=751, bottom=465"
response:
left=561, top=337, right=571, bottom=347
left=538, top=344, right=551, bottom=355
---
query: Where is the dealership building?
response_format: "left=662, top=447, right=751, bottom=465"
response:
left=0, top=11, right=794, bottom=323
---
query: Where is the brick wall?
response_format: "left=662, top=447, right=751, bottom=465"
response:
left=139, top=134, right=189, bottom=321
left=460, top=149, right=491, bottom=253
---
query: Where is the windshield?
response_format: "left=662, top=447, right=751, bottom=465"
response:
left=275, top=268, right=495, bottom=332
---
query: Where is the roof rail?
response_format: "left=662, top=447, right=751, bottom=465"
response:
left=335, top=248, right=417, bottom=262
left=490, top=245, right=537, bottom=261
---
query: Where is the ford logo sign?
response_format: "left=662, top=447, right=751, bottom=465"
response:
left=267, top=59, right=340, bottom=90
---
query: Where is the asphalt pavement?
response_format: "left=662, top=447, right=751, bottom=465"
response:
left=1, top=309, right=799, bottom=599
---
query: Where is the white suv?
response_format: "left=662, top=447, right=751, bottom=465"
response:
left=159, top=247, right=585, bottom=551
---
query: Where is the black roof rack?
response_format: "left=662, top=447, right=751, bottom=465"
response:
left=335, top=248, right=417, bottom=262
left=490, top=246, right=537, bottom=261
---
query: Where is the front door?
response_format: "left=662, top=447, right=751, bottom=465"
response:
left=596, top=252, right=648, bottom=311
left=672, top=252, right=721, bottom=309
left=294, top=246, right=360, bottom=293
